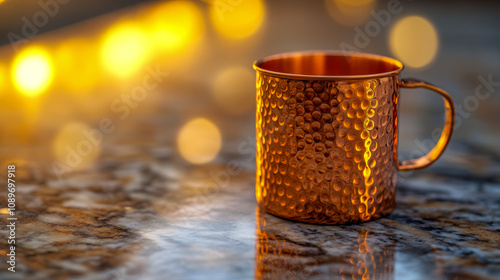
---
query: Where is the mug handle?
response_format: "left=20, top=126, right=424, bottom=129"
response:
left=396, top=78, right=455, bottom=171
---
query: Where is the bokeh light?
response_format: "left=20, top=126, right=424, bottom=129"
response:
left=389, top=15, right=439, bottom=68
left=213, top=66, right=255, bottom=115
left=177, top=118, right=221, bottom=164
left=142, top=0, right=203, bottom=53
left=52, top=122, right=101, bottom=170
left=325, top=0, right=376, bottom=26
left=55, top=38, right=98, bottom=92
left=0, top=63, right=6, bottom=94
left=209, top=0, right=265, bottom=39
left=12, top=46, right=54, bottom=97
left=100, top=21, right=151, bottom=79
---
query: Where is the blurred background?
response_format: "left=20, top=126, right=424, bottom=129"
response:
left=0, top=0, right=499, bottom=179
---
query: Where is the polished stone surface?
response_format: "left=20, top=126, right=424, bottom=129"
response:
left=0, top=146, right=499, bottom=280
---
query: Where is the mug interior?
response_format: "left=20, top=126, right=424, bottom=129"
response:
left=254, top=51, right=403, bottom=79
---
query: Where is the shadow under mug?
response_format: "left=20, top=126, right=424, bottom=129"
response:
left=253, top=51, right=455, bottom=224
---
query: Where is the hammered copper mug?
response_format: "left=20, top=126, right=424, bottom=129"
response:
left=253, top=51, right=455, bottom=224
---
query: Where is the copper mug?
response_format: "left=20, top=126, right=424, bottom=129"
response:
left=253, top=51, right=455, bottom=224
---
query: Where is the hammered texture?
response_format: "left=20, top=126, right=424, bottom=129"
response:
left=256, top=72, right=399, bottom=224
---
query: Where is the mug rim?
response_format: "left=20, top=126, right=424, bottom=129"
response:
left=253, top=50, right=404, bottom=80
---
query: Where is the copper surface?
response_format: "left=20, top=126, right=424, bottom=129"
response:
left=254, top=51, right=455, bottom=224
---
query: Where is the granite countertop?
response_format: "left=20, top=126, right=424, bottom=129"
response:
left=0, top=142, right=499, bottom=280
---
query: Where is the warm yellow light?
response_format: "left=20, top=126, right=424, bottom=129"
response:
left=213, top=66, right=255, bottom=115
left=0, top=63, right=6, bottom=94
left=389, top=15, right=439, bottom=68
left=209, top=0, right=265, bottom=39
left=100, top=21, right=151, bottom=79
left=52, top=122, right=101, bottom=170
left=0, top=208, right=9, bottom=214
left=55, top=39, right=98, bottom=92
left=325, top=0, right=376, bottom=26
left=12, top=46, right=53, bottom=97
left=177, top=118, right=222, bottom=164
left=143, top=1, right=203, bottom=53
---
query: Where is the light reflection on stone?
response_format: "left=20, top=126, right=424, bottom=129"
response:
left=255, top=207, right=395, bottom=280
